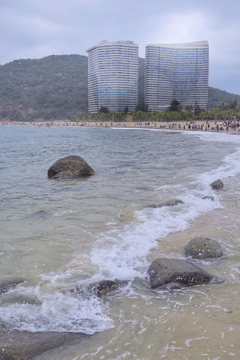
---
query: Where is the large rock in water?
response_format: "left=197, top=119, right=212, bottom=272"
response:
left=184, top=237, right=223, bottom=259
left=0, top=329, right=90, bottom=359
left=210, top=179, right=223, bottom=190
left=148, top=258, right=213, bottom=289
left=48, top=155, right=94, bottom=179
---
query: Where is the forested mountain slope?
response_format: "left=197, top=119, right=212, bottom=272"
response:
left=0, top=55, right=88, bottom=121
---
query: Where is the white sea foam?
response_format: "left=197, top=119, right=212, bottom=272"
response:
left=89, top=187, right=220, bottom=281
left=186, top=132, right=240, bottom=183
left=0, top=288, right=114, bottom=333
left=188, top=130, right=240, bottom=145
left=89, top=132, right=240, bottom=284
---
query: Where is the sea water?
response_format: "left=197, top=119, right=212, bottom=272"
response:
left=0, top=125, right=240, bottom=359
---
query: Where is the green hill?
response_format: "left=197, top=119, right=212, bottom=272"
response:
left=0, top=54, right=239, bottom=120
left=0, top=55, right=88, bottom=121
left=208, top=87, right=240, bottom=108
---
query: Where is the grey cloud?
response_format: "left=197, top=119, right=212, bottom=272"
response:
left=0, top=0, right=239, bottom=94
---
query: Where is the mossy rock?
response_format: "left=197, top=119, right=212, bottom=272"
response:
left=48, top=155, right=94, bottom=179
left=148, top=258, right=213, bottom=289
left=184, top=237, right=223, bottom=259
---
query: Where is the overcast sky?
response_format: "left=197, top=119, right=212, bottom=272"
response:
left=0, top=0, right=239, bottom=94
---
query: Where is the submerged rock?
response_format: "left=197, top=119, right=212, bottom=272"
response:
left=184, top=237, right=223, bottom=259
left=201, top=196, right=214, bottom=201
left=0, top=278, right=25, bottom=295
left=69, top=279, right=122, bottom=298
left=0, top=330, right=90, bottom=359
left=146, top=199, right=183, bottom=209
left=48, top=155, right=94, bottom=179
left=96, top=280, right=119, bottom=297
left=210, top=179, right=223, bottom=190
left=1, top=293, right=39, bottom=305
left=23, top=210, right=51, bottom=220
left=148, top=258, right=213, bottom=289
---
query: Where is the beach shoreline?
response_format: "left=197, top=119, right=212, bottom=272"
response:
left=0, top=119, right=239, bottom=134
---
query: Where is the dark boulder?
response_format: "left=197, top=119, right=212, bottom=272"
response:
left=146, top=199, right=183, bottom=209
left=48, top=155, right=94, bottom=179
left=210, top=179, right=223, bottom=190
left=184, top=237, right=223, bottom=259
left=148, top=258, right=213, bottom=289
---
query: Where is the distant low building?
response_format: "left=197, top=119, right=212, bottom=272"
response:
left=144, top=41, right=209, bottom=111
left=86, top=40, right=139, bottom=113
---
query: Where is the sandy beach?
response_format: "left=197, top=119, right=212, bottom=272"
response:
left=0, top=119, right=239, bottom=133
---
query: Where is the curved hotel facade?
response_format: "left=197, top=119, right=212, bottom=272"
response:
left=87, top=40, right=139, bottom=113
left=144, top=41, right=209, bottom=111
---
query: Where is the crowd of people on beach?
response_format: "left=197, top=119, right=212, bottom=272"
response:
left=1, top=119, right=240, bottom=133
left=181, top=120, right=240, bottom=133
left=92, top=119, right=240, bottom=133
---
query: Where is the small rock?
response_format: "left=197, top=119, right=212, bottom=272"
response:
left=148, top=258, right=213, bottom=289
left=201, top=196, right=214, bottom=201
left=146, top=200, right=183, bottom=208
left=96, top=280, right=119, bottom=297
left=184, top=237, right=223, bottom=259
left=210, top=179, right=223, bottom=190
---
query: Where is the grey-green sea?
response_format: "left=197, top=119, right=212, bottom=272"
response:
left=1, top=125, right=240, bottom=359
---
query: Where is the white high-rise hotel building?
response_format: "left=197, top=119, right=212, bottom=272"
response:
left=86, top=40, right=139, bottom=113
left=144, top=41, right=209, bottom=111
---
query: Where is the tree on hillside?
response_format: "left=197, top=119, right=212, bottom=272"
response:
left=169, top=99, right=180, bottom=112
left=98, top=106, right=110, bottom=114
left=194, top=101, right=201, bottom=117
left=177, top=103, right=183, bottom=112
left=229, top=99, right=238, bottom=109
left=185, top=105, right=193, bottom=112
left=135, top=102, right=148, bottom=112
